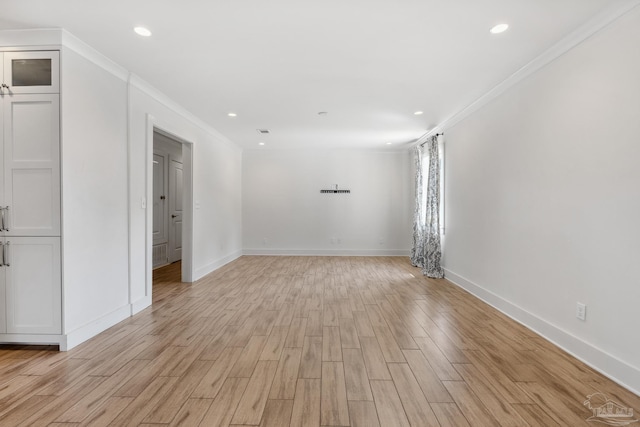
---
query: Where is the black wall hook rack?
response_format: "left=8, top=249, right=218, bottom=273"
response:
left=321, top=185, right=350, bottom=194
left=320, top=189, right=350, bottom=194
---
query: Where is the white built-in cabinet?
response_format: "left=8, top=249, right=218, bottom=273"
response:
left=0, top=50, right=61, bottom=340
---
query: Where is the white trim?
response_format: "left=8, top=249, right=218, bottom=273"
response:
left=63, top=304, right=131, bottom=351
left=129, top=74, right=240, bottom=152
left=415, top=0, right=640, bottom=144
left=180, top=143, right=194, bottom=283
left=126, top=72, right=134, bottom=318
left=0, top=28, right=62, bottom=48
left=61, top=30, right=129, bottom=81
left=443, top=268, right=640, bottom=396
left=0, top=334, right=65, bottom=348
left=145, top=114, right=155, bottom=297
left=193, top=250, right=244, bottom=281
left=0, top=29, right=129, bottom=81
left=131, top=295, right=152, bottom=315
left=146, top=119, right=196, bottom=286
left=243, top=249, right=410, bottom=257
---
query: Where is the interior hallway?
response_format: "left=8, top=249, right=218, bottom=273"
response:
left=0, top=256, right=637, bottom=426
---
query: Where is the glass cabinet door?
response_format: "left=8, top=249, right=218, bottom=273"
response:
left=3, top=51, right=59, bottom=94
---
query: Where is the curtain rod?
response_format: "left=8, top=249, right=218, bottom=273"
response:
left=420, top=133, right=444, bottom=147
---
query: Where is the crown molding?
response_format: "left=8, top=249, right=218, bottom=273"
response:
left=0, top=28, right=239, bottom=151
left=128, top=74, right=240, bottom=152
left=416, top=0, right=640, bottom=145
left=61, top=29, right=129, bottom=81
left=0, top=28, right=62, bottom=48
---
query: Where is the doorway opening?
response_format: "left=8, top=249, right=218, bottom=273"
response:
left=145, top=123, right=193, bottom=291
left=152, top=131, right=184, bottom=270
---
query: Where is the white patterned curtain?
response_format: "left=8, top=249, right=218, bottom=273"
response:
left=411, top=135, right=444, bottom=278
left=410, top=146, right=425, bottom=268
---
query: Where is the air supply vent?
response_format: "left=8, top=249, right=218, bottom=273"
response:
left=257, top=129, right=270, bottom=134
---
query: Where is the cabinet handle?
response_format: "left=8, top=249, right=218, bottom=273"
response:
left=0, top=206, right=6, bottom=231
left=0, top=242, right=4, bottom=267
left=0, top=206, right=8, bottom=232
left=3, top=242, right=8, bottom=267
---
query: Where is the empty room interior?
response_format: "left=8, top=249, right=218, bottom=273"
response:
left=0, top=0, right=639, bottom=426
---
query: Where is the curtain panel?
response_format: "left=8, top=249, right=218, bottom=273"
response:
left=411, top=135, right=444, bottom=279
left=410, top=146, right=425, bottom=268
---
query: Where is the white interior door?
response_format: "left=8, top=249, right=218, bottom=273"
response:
left=168, top=156, right=183, bottom=263
left=152, top=153, right=167, bottom=246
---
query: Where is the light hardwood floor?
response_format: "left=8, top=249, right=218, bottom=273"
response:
left=0, top=256, right=638, bottom=426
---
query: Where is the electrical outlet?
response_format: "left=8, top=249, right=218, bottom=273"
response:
left=576, top=302, right=586, bottom=321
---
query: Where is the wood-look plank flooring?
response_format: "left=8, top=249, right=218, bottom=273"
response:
left=0, top=256, right=638, bottom=426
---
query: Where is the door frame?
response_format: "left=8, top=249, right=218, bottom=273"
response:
left=144, top=115, right=194, bottom=294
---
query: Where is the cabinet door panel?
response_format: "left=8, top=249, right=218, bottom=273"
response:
left=0, top=98, right=3, bottom=212
left=4, top=94, right=60, bottom=235
left=5, top=237, right=61, bottom=334
left=3, top=51, right=59, bottom=94
left=9, top=98, right=55, bottom=161
left=11, top=169, right=55, bottom=232
left=0, top=243, right=5, bottom=333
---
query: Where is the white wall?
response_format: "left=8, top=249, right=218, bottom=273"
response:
left=128, top=80, right=243, bottom=309
left=62, top=47, right=243, bottom=345
left=60, top=47, right=130, bottom=343
left=243, top=149, right=411, bottom=255
left=1, top=29, right=243, bottom=349
left=442, top=7, right=640, bottom=392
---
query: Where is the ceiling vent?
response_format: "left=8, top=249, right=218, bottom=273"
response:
left=257, top=129, right=270, bottom=134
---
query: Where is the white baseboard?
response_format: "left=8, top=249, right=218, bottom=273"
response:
left=0, top=334, right=66, bottom=349
left=444, top=268, right=640, bottom=396
left=243, top=249, right=410, bottom=257
left=131, top=295, right=152, bottom=315
left=193, top=250, right=244, bottom=281
left=63, top=304, right=132, bottom=351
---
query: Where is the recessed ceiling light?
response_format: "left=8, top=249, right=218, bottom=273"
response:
left=414, top=111, right=423, bottom=115
left=490, top=23, right=509, bottom=34
left=386, top=142, right=392, bottom=145
left=258, top=142, right=265, bottom=146
left=134, top=26, right=152, bottom=37
left=228, top=112, right=237, bottom=117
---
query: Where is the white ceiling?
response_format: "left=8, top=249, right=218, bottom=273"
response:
left=1, top=0, right=632, bottom=150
